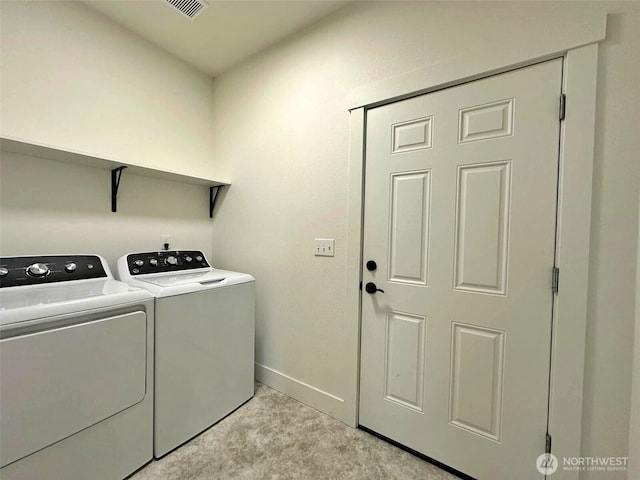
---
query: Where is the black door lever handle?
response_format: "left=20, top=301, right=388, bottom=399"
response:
left=365, top=282, right=384, bottom=294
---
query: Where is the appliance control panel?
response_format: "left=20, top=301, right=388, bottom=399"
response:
left=125, top=250, right=210, bottom=276
left=0, top=255, right=108, bottom=288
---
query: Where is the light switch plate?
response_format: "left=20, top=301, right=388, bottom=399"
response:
left=315, top=239, right=335, bottom=257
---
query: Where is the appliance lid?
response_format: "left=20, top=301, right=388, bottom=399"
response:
left=135, top=269, right=230, bottom=287
left=117, top=251, right=254, bottom=297
left=124, top=269, right=255, bottom=298
left=0, top=279, right=152, bottom=327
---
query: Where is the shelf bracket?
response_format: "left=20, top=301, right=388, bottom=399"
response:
left=209, top=185, right=223, bottom=218
left=111, top=166, right=127, bottom=213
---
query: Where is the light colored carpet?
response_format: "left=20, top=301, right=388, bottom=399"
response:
left=129, top=383, right=459, bottom=480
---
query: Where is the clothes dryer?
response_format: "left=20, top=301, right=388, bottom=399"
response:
left=0, top=255, right=154, bottom=480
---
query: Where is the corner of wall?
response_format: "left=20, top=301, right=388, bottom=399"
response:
left=628, top=192, right=640, bottom=479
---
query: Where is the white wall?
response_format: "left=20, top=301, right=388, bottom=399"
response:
left=0, top=152, right=214, bottom=273
left=0, top=1, right=216, bottom=179
left=628, top=193, right=640, bottom=478
left=209, top=1, right=639, bottom=477
left=0, top=1, right=217, bottom=269
left=581, top=8, right=640, bottom=479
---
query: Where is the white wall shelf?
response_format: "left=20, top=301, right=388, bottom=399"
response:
left=0, top=137, right=229, bottom=218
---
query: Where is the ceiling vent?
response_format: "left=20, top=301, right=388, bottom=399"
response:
left=165, top=0, right=209, bottom=20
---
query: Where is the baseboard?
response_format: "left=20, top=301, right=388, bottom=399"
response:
left=255, top=363, right=349, bottom=424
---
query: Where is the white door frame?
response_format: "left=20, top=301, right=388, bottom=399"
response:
left=344, top=12, right=605, bottom=480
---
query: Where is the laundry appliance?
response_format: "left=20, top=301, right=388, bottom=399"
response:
left=0, top=254, right=154, bottom=480
left=117, top=250, right=255, bottom=458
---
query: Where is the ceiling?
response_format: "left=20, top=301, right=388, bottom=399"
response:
left=84, top=0, right=350, bottom=77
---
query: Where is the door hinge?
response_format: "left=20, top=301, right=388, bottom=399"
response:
left=552, top=267, right=560, bottom=293
left=559, top=93, right=566, bottom=121
left=546, top=433, right=552, bottom=454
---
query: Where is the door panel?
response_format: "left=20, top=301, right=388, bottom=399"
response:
left=454, top=161, right=511, bottom=295
left=449, top=322, right=505, bottom=442
left=359, top=59, right=563, bottom=480
left=389, top=171, right=431, bottom=285
left=459, top=98, right=514, bottom=143
left=384, top=310, right=427, bottom=411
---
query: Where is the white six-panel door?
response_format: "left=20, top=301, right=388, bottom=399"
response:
left=359, top=59, right=563, bottom=479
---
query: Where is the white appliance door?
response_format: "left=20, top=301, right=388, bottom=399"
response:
left=359, top=59, right=562, bottom=479
left=0, top=311, right=147, bottom=467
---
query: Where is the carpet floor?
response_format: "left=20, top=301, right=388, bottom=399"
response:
left=129, top=383, right=460, bottom=480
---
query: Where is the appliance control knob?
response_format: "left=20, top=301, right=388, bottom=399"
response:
left=184, top=256, right=193, bottom=263
left=65, top=262, right=77, bottom=273
left=165, top=256, right=178, bottom=266
left=195, top=255, right=203, bottom=262
left=27, top=263, right=50, bottom=277
left=0, top=267, right=8, bottom=277
left=149, top=259, right=158, bottom=266
left=133, top=259, right=144, bottom=267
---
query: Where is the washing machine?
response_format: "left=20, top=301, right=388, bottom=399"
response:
left=117, top=250, right=255, bottom=458
left=0, top=254, right=154, bottom=480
